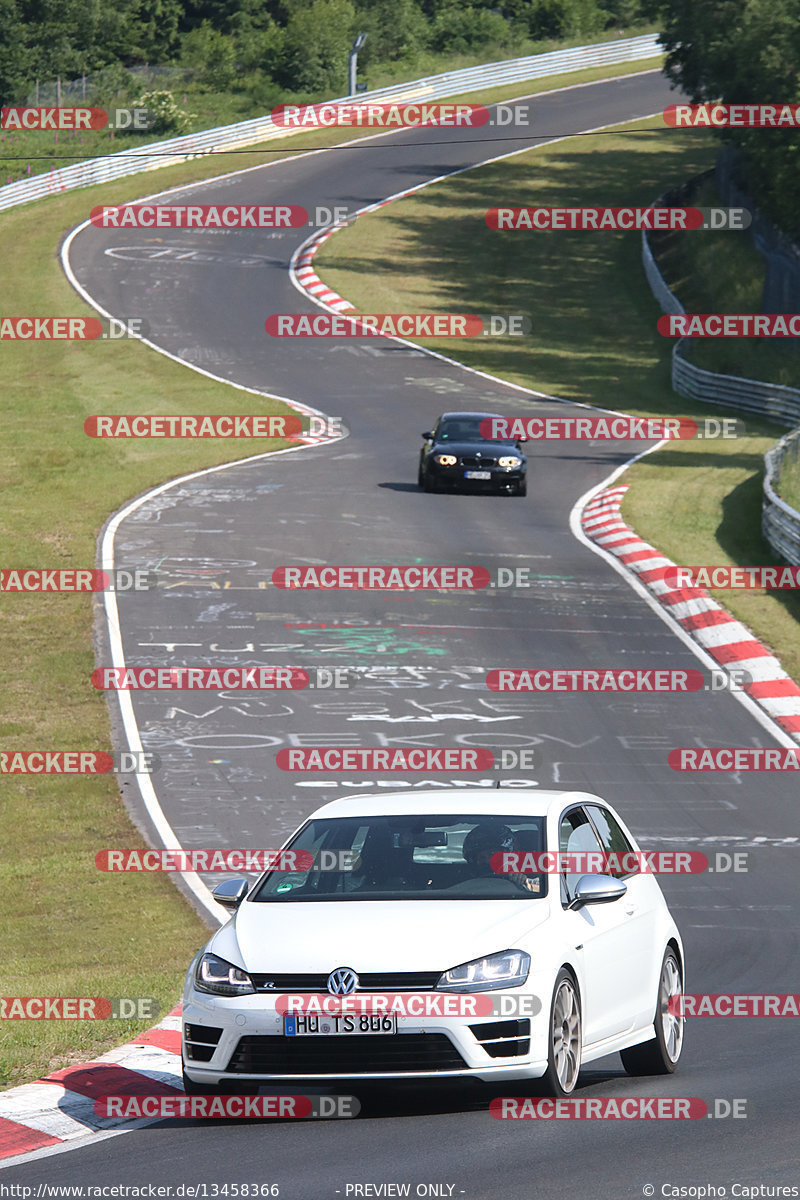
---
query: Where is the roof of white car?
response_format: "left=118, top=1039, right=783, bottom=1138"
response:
left=306, top=788, right=606, bottom=821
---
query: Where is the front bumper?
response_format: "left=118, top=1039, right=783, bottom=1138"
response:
left=182, top=988, right=549, bottom=1085
left=428, top=463, right=525, bottom=491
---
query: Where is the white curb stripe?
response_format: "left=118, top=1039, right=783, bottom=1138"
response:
left=0, top=1008, right=183, bottom=1162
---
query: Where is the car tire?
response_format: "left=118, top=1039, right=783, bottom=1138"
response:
left=620, top=947, right=684, bottom=1076
left=422, top=469, right=437, bottom=493
left=541, top=969, right=582, bottom=1097
left=418, top=464, right=425, bottom=488
left=515, top=480, right=527, bottom=497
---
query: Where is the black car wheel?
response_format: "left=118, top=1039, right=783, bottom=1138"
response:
left=620, top=948, right=684, bottom=1075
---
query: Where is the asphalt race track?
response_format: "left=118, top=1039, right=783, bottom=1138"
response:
left=6, top=70, right=799, bottom=1196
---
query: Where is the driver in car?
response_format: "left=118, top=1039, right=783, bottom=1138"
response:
left=462, top=823, right=541, bottom=894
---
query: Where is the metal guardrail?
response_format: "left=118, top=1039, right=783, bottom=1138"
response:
left=0, top=33, right=661, bottom=214
left=671, top=346, right=800, bottom=426
left=641, top=227, right=684, bottom=316
left=641, top=183, right=800, bottom=565
left=764, top=432, right=800, bottom=566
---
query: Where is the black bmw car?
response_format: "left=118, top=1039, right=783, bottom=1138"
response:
left=418, top=411, right=527, bottom=496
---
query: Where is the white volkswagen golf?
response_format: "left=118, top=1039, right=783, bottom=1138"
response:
left=182, top=789, right=685, bottom=1097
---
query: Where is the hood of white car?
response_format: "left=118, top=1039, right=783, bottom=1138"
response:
left=212, top=899, right=551, bottom=973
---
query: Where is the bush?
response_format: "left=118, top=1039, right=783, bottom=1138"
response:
left=431, top=5, right=513, bottom=53
left=526, top=0, right=609, bottom=40
left=131, top=89, right=193, bottom=133
left=235, top=22, right=286, bottom=75
left=89, top=62, right=135, bottom=104
left=245, top=72, right=287, bottom=112
left=600, top=0, right=646, bottom=26
left=181, top=22, right=238, bottom=90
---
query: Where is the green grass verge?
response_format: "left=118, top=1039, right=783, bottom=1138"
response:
left=315, top=116, right=800, bottom=682
left=0, top=59, right=666, bottom=1091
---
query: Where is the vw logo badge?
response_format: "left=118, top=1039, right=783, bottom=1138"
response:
left=327, top=967, right=358, bottom=995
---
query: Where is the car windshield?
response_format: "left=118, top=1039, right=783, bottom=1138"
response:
left=250, top=814, right=548, bottom=902
left=436, top=418, right=491, bottom=442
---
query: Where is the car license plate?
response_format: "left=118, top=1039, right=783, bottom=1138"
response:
left=464, top=470, right=491, bottom=480
left=284, top=1014, right=397, bottom=1036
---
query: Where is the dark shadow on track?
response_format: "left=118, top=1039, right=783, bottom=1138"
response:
left=106, top=1064, right=644, bottom=1133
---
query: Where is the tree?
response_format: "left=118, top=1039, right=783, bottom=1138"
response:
left=0, top=0, right=32, bottom=101
left=278, top=0, right=356, bottom=93
left=235, top=20, right=286, bottom=74
left=602, top=0, right=647, bottom=25
left=356, top=0, right=429, bottom=64
left=657, top=0, right=800, bottom=236
left=20, top=0, right=98, bottom=78
left=181, top=0, right=286, bottom=35
left=182, top=21, right=238, bottom=87
left=431, top=4, right=512, bottom=53
left=520, top=0, right=609, bottom=41
left=125, top=0, right=182, bottom=62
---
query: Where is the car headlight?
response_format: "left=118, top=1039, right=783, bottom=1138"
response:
left=436, top=949, right=530, bottom=992
left=194, top=953, right=255, bottom=996
left=498, top=456, right=522, bottom=468
left=434, top=454, right=458, bottom=466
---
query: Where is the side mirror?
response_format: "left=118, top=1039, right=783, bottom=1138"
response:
left=516, top=438, right=527, bottom=446
left=421, top=431, right=433, bottom=439
left=567, top=874, right=626, bottom=911
left=212, top=877, right=249, bottom=909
